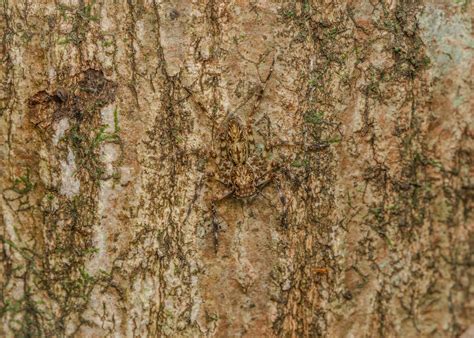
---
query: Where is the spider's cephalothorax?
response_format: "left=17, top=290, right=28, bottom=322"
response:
left=222, top=117, right=252, bottom=166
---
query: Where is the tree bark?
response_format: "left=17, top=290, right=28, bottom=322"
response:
left=0, top=0, right=472, bottom=337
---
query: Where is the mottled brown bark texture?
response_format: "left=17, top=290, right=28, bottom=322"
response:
left=0, top=0, right=472, bottom=337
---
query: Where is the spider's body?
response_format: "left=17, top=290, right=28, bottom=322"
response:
left=214, top=116, right=268, bottom=199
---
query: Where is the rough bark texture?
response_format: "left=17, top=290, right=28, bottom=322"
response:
left=0, top=0, right=472, bottom=337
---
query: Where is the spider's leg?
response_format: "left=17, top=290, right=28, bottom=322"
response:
left=254, top=158, right=280, bottom=184
left=274, top=175, right=291, bottom=229
left=247, top=55, right=276, bottom=122
left=182, top=85, right=220, bottom=129
left=210, top=189, right=234, bottom=253
left=256, top=189, right=277, bottom=210
left=209, top=175, right=229, bottom=188
left=256, top=170, right=291, bottom=229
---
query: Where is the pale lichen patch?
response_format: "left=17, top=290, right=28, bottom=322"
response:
left=60, top=147, right=80, bottom=197
left=52, top=117, right=69, bottom=145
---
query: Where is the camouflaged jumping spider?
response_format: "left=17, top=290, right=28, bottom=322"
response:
left=208, top=112, right=281, bottom=251
left=213, top=115, right=277, bottom=199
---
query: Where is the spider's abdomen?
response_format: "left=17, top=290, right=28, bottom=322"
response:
left=231, top=164, right=257, bottom=198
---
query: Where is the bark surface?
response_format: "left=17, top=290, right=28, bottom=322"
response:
left=0, top=1, right=472, bottom=337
